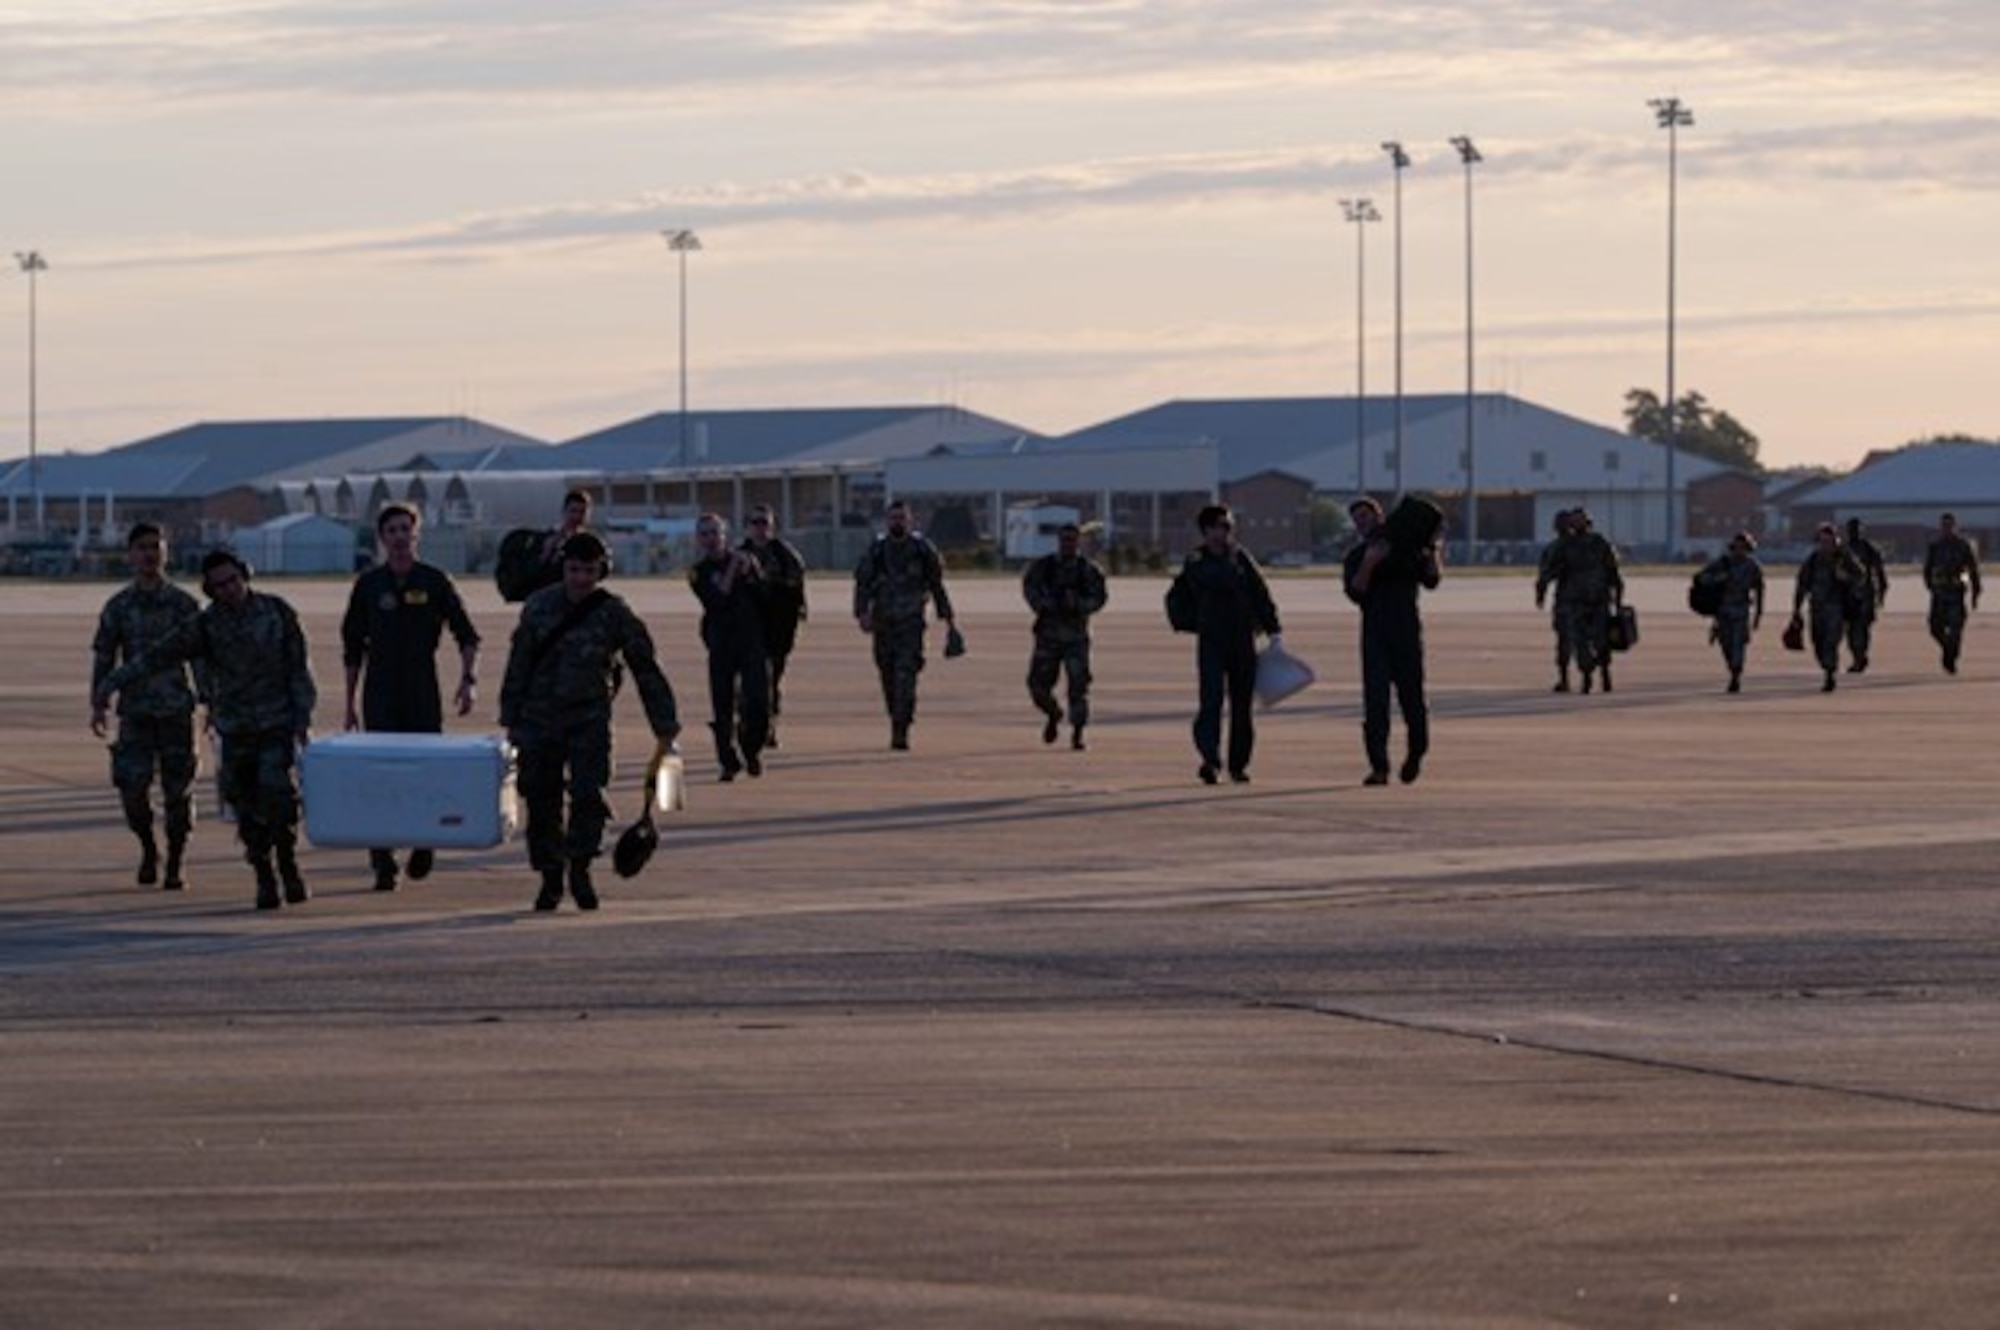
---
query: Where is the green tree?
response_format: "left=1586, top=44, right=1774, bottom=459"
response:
left=1623, top=388, right=1762, bottom=472
left=1307, top=495, right=1352, bottom=559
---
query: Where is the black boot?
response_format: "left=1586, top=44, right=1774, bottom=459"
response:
left=162, top=835, right=187, bottom=892
left=568, top=859, right=599, bottom=912
left=137, top=831, right=160, bottom=886
left=276, top=843, right=309, bottom=904
left=252, top=854, right=281, bottom=911
left=1071, top=723, right=1086, bottom=751
left=713, top=721, right=742, bottom=782
left=533, top=866, right=564, bottom=912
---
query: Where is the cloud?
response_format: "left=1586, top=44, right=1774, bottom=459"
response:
left=5, top=0, right=1993, bottom=111
left=58, top=106, right=1992, bottom=276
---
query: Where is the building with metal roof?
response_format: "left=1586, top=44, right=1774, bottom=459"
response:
left=1054, top=393, right=1743, bottom=557
left=0, top=416, right=550, bottom=544
left=233, top=512, right=359, bottom=576
left=2, top=395, right=1789, bottom=571
left=555, top=405, right=1034, bottom=471
left=1775, top=441, right=2000, bottom=560
left=872, top=393, right=1753, bottom=562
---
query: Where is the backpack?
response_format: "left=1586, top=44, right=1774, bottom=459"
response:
left=495, top=528, right=547, bottom=603
left=1688, top=568, right=1726, bottom=617
left=1164, top=567, right=1198, bottom=633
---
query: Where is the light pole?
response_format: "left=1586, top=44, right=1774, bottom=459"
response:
left=1650, top=97, right=1692, bottom=559
left=1449, top=136, right=1481, bottom=554
left=1380, top=141, right=1410, bottom=498
left=661, top=229, right=702, bottom=470
left=14, top=250, right=46, bottom=533
left=1340, top=198, right=1379, bottom=496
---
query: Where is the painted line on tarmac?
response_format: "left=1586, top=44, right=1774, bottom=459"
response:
left=1269, top=997, right=2000, bottom=1120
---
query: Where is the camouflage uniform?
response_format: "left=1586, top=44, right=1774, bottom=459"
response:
left=853, top=532, right=955, bottom=742
left=1924, top=532, right=1982, bottom=674
left=91, top=580, right=207, bottom=857
left=1842, top=529, right=1889, bottom=672
left=1696, top=552, right=1765, bottom=685
left=102, top=590, right=317, bottom=893
left=500, top=585, right=679, bottom=880
left=741, top=533, right=807, bottom=724
left=1021, top=549, right=1108, bottom=735
left=1545, top=529, right=1624, bottom=692
left=1794, top=546, right=1866, bottom=682
left=1534, top=531, right=1571, bottom=687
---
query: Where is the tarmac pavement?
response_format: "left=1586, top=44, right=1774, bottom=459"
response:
left=2, top=569, right=1996, bottom=1328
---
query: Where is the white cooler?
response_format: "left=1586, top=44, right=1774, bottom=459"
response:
left=301, top=732, right=519, bottom=849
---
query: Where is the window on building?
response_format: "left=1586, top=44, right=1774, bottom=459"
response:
left=1529, top=450, right=1547, bottom=473
left=1604, top=450, right=1621, bottom=472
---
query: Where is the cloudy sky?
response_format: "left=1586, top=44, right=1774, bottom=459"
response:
left=4, top=0, right=1994, bottom=470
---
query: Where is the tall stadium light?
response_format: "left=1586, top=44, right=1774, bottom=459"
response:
left=13, top=250, right=47, bottom=533
left=1340, top=198, right=1380, bottom=495
left=1650, top=97, right=1693, bottom=559
left=662, top=229, right=703, bottom=470
left=1380, top=141, right=1410, bottom=498
left=1449, top=136, right=1482, bottom=554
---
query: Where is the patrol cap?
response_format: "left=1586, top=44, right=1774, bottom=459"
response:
left=612, top=814, right=658, bottom=878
